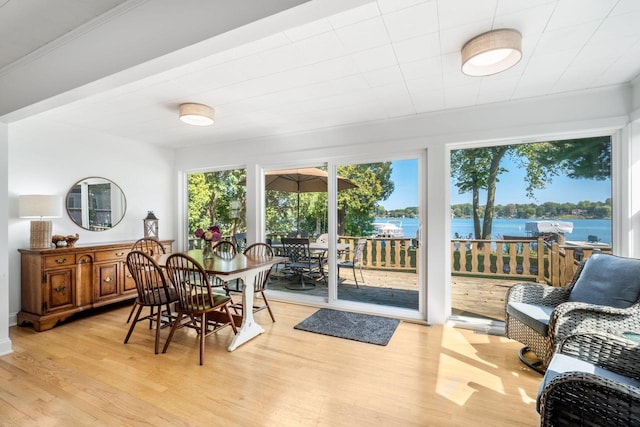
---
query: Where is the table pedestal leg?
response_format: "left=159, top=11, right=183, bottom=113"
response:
left=228, top=270, right=264, bottom=351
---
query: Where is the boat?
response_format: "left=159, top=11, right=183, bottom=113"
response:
left=372, top=219, right=404, bottom=238
left=525, top=220, right=573, bottom=236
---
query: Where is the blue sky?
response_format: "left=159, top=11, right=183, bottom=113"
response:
left=381, top=158, right=611, bottom=210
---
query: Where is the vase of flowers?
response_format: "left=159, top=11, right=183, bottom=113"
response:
left=195, top=225, right=222, bottom=259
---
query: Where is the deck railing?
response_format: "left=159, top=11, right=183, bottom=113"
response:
left=451, top=238, right=612, bottom=287
left=338, top=236, right=417, bottom=272
left=189, top=235, right=610, bottom=287
left=451, top=238, right=545, bottom=282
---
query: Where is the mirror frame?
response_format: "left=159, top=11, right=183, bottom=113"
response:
left=66, top=177, right=127, bottom=231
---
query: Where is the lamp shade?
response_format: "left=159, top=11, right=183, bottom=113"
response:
left=461, top=29, right=522, bottom=76
left=19, top=195, right=62, bottom=218
left=179, top=103, right=215, bottom=126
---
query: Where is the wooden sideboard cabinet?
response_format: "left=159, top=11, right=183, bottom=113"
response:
left=18, top=240, right=173, bottom=331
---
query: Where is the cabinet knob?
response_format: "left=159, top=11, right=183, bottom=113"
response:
left=55, top=258, right=67, bottom=264
left=54, top=285, right=66, bottom=292
left=103, top=277, right=112, bottom=283
left=115, top=252, right=125, bottom=257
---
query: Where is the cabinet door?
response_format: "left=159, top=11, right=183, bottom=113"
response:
left=122, top=261, right=137, bottom=293
left=45, top=268, right=75, bottom=313
left=95, top=263, right=119, bottom=300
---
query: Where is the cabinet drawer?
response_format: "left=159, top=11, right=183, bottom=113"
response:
left=95, top=249, right=129, bottom=262
left=44, top=254, right=76, bottom=268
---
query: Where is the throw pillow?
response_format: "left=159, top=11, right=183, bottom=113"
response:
left=568, top=253, right=640, bottom=308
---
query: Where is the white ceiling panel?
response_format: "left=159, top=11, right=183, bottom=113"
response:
left=3, top=0, right=640, bottom=148
left=382, top=1, right=439, bottom=42
left=545, top=0, right=617, bottom=31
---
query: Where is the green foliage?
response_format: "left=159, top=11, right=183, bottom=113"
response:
left=387, top=206, right=418, bottom=218
left=189, top=162, right=396, bottom=239
left=338, top=163, right=394, bottom=236
left=187, top=169, right=246, bottom=236
left=452, top=199, right=612, bottom=219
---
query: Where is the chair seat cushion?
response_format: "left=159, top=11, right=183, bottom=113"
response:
left=537, top=353, right=640, bottom=412
left=507, top=302, right=554, bottom=336
left=568, top=253, right=640, bottom=308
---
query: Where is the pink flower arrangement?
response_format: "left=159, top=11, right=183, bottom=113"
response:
left=194, top=225, right=222, bottom=242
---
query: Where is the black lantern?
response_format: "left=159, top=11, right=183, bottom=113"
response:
left=143, top=211, right=159, bottom=238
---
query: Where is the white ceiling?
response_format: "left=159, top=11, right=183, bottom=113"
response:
left=3, top=0, right=640, bottom=148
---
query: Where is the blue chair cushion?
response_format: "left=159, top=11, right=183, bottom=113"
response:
left=506, top=302, right=554, bottom=336
left=536, top=352, right=640, bottom=412
left=568, top=253, right=640, bottom=308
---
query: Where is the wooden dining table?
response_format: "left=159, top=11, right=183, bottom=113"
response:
left=158, top=250, right=286, bottom=351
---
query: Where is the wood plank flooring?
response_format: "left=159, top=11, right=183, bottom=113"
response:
left=3, top=301, right=542, bottom=426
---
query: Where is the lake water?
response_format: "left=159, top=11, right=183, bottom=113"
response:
left=375, top=217, right=612, bottom=244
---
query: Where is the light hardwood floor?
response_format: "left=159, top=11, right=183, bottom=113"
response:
left=3, top=301, right=542, bottom=426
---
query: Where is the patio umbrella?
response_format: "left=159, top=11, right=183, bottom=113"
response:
left=243, top=168, right=358, bottom=234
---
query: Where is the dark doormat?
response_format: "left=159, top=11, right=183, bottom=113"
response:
left=294, top=308, right=400, bottom=346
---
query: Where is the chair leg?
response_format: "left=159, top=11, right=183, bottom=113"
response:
left=223, top=305, right=238, bottom=334
left=261, top=291, right=275, bottom=322
left=199, top=313, right=206, bottom=365
left=162, top=312, right=183, bottom=354
left=154, top=307, right=162, bottom=354
left=126, top=300, right=138, bottom=323
left=518, top=346, right=545, bottom=374
left=124, top=305, right=144, bottom=344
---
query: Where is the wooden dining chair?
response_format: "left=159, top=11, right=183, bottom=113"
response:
left=227, top=243, right=276, bottom=321
left=210, top=240, right=239, bottom=293
left=126, top=237, right=167, bottom=323
left=162, top=253, right=237, bottom=365
left=212, top=240, right=236, bottom=259
left=124, top=250, right=178, bottom=354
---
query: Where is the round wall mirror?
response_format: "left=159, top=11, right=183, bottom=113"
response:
left=66, top=177, right=126, bottom=231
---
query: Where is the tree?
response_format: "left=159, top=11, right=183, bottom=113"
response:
left=188, top=169, right=246, bottom=236
left=451, top=137, right=611, bottom=239
left=338, top=163, right=394, bottom=236
left=451, top=146, right=508, bottom=239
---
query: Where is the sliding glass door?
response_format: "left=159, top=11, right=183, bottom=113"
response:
left=333, top=159, right=421, bottom=311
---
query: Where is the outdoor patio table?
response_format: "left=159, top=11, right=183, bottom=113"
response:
left=158, top=250, right=285, bottom=351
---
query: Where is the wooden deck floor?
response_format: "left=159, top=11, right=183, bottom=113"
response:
left=267, top=268, right=518, bottom=322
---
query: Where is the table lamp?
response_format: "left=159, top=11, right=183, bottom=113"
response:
left=19, top=195, right=63, bottom=249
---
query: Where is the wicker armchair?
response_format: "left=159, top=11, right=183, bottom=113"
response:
left=537, top=332, right=640, bottom=427
left=505, top=253, right=640, bottom=373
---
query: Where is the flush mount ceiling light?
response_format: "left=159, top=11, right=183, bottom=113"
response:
left=461, top=29, right=522, bottom=76
left=179, top=103, right=215, bottom=126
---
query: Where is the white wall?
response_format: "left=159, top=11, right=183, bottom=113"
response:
left=7, top=118, right=175, bottom=325
left=0, top=122, right=10, bottom=355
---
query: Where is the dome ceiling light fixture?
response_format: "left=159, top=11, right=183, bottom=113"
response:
left=179, top=103, right=215, bottom=126
left=461, top=29, right=522, bottom=76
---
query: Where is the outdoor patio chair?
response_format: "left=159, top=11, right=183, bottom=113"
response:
left=125, top=237, right=167, bottom=323
left=505, top=253, right=640, bottom=373
left=338, top=238, right=367, bottom=288
left=124, top=250, right=178, bottom=354
left=537, top=332, right=640, bottom=426
left=281, top=237, right=325, bottom=289
left=162, top=253, right=237, bottom=365
left=233, top=232, right=247, bottom=253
